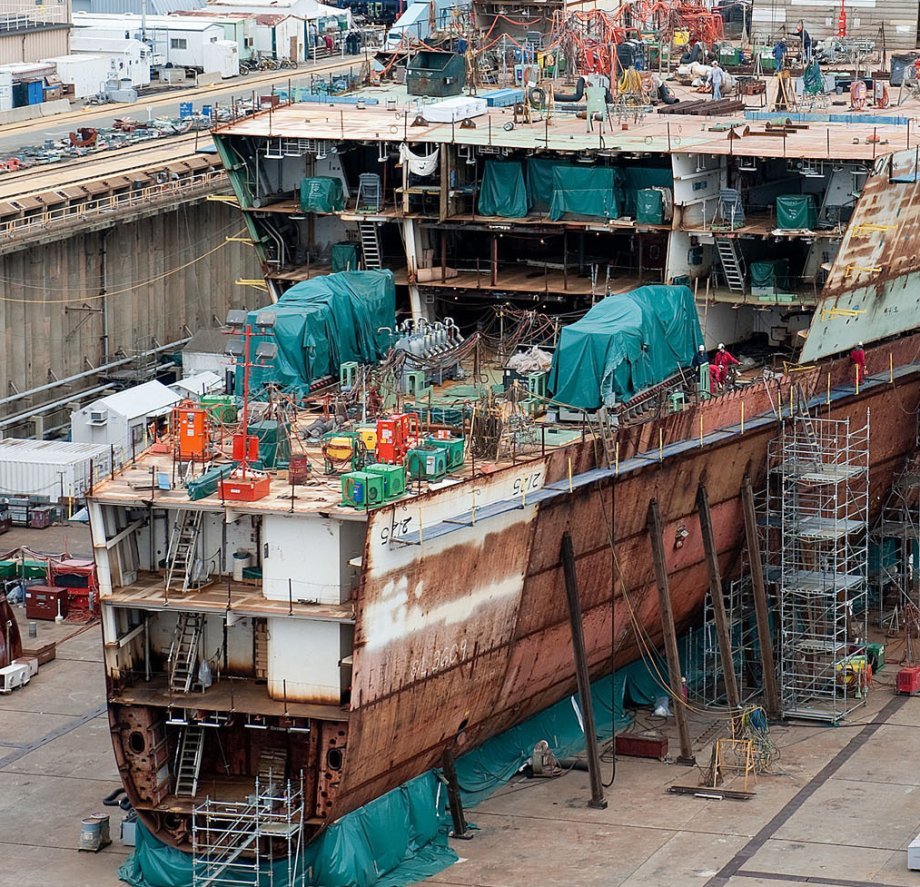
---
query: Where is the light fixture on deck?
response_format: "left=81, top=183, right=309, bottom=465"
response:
left=738, top=157, right=758, bottom=172
left=263, top=138, right=284, bottom=160
left=377, top=141, right=388, bottom=163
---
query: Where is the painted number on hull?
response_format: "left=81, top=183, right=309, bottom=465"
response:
left=409, top=638, right=469, bottom=681
left=512, top=470, right=544, bottom=497
left=379, top=517, right=412, bottom=545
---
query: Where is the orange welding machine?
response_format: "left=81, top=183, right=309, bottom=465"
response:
left=375, top=413, right=419, bottom=464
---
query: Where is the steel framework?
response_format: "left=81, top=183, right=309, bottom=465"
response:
left=192, top=775, right=305, bottom=887
left=769, top=409, right=870, bottom=722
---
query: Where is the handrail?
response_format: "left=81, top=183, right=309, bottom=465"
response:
left=0, top=170, right=229, bottom=241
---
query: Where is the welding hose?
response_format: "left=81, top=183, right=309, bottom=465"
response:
left=102, top=787, right=126, bottom=807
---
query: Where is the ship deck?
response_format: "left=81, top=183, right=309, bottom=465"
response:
left=213, top=81, right=914, bottom=161
left=110, top=674, right=350, bottom=722
left=102, top=570, right=355, bottom=623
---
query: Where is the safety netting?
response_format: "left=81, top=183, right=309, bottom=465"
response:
left=548, top=285, right=703, bottom=410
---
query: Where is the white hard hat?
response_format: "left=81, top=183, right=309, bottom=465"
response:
left=718, top=343, right=725, bottom=349
left=699, top=345, right=705, bottom=351
left=858, top=341, right=863, bottom=347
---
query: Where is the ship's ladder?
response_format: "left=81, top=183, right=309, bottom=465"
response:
left=165, top=509, right=204, bottom=595
left=168, top=612, right=204, bottom=694
left=358, top=219, right=382, bottom=270
left=589, top=409, right=619, bottom=469
left=257, top=747, right=288, bottom=792
left=174, top=723, right=205, bottom=798
left=715, top=237, right=746, bottom=293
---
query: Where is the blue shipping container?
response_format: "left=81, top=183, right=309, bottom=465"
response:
left=26, top=80, right=43, bottom=105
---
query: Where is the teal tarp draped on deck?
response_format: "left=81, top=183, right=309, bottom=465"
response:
left=547, top=285, right=703, bottom=410
left=548, top=166, right=617, bottom=221
left=776, top=195, right=817, bottom=230
left=237, top=270, right=395, bottom=397
left=299, top=176, right=346, bottom=213
left=477, top=160, right=528, bottom=217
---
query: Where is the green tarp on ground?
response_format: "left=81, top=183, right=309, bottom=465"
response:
left=477, top=160, right=528, bottom=217
left=547, top=285, right=703, bottom=410
left=118, top=771, right=458, bottom=887
left=776, top=195, right=817, bottom=230
left=238, top=270, right=395, bottom=397
left=549, top=165, right=617, bottom=221
left=299, top=176, right=346, bottom=213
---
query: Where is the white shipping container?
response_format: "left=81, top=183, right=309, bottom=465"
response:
left=0, top=438, right=113, bottom=499
left=42, top=54, right=114, bottom=99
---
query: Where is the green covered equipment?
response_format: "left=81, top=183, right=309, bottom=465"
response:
left=636, top=188, right=664, bottom=224
left=300, top=176, right=346, bottom=213
left=776, top=195, right=817, bottom=230
left=239, top=270, right=396, bottom=397
left=548, top=285, right=703, bottom=410
left=477, top=160, right=527, bottom=217
left=549, top=166, right=617, bottom=221
left=330, top=242, right=359, bottom=272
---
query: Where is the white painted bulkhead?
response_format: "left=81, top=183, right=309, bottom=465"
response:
left=267, top=616, right=343, bottom=703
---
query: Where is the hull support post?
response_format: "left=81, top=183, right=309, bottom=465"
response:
left=647, top=499, right=697, bottom=765
left=561, top=530, right=609, bottom=809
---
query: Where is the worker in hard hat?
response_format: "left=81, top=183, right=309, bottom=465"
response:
left=692, top=344, right=710, bottom=397
left=707, top=60, right=726, bottom=101
left=712, top=342, right=740, bottom=388
left=849, top=341, right=866, bottom=385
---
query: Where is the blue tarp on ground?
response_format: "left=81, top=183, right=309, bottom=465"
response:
left=547, top=285, right=703, bottom=410
left=237, top=270, right=396, bottom=397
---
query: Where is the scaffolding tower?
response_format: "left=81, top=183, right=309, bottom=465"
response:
left=192, top=775, right=305, bottom=887
left=770, top=409, right=870, bottom=722
left=871, top=454, right=920, bottom=637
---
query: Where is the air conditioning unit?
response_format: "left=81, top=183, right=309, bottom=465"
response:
left=88, top=409, right=108, bottom=426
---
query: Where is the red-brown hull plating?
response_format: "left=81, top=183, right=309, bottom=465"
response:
left=339, top=336, right=920, bottom=815
left=114, top=335, right=920, bottom=847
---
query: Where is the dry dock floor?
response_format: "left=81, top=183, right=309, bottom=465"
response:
left=3, top=529, right=920, bottom=887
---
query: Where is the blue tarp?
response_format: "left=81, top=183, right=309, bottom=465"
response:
left=548, top=285, right=703, bottom=410
left=238, top=270, right=396, bottom=397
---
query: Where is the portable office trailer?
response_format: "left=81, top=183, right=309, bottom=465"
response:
left=41, top=54, right=113, bottom=98
left=69, top=36, right=151, bottom=87
left=0, top=439, right=112, bottom=500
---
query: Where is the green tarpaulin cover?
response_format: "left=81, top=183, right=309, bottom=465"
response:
left=548, top=166, right=617, bottom=221
left=300, top=176, right=346, bottom=213
left=477, top=160, right=527, bottom=217
left=239, top=271, right=396, bottom=397
left=118, top=771, right=458, bottom=887
left=776, top=195, right=817, bottom=230
left=750, top=259, right=789, bottom=288
left=547, top=285, right=703, bottom=410
left=330, top=242, right=359, bottom=272
left=636, top=188, right=664, bottom=224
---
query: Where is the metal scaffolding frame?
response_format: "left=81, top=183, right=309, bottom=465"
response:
left=192, top=775, right=305, bottom=887
left=769, top=409, right=870, bottom=722
left=871, top=454, right=920, bottom=636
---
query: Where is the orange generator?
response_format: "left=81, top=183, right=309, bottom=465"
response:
left=375, top=413, right=419, bottom=464
left=176, top=404, right=210, bottom=461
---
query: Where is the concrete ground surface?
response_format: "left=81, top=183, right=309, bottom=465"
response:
left=4, top=528, right=920, bottom=887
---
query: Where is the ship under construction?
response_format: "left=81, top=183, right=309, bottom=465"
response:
left=84, top=3, right=920, bottom=867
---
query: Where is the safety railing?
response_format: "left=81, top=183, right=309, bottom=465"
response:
left=0, top=170, right=229, bottom=242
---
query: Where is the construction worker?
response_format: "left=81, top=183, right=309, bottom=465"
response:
left=849, top=341, right=866, bottom=385
left=795, top=22, right=813, bottom=63
left=708, top=60, right=726, bottom=100
left=692, top=345, right=710, bottom=397
left=712, top=343, right=740, bottom=387
left=772, top=39, right=787, bottom=72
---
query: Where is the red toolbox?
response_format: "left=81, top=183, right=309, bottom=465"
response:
left=897, top=666, right=920, bottom=695
left=25, top=586, right=69, bottom=621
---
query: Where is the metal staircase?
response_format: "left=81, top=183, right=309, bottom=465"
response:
left=175, top=724, right=205, bottom=798
left=715, top=238, right=746, bottom=293
left=358, top=220, right=382, bottom=269
left=168, top=612, right=204, bottom=694
left=165, top=510, right=204, bottom=594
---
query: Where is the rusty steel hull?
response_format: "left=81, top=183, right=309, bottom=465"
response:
left=337, top=334, right=920, bottom=816
left=113, top=334, right=920, bottom=849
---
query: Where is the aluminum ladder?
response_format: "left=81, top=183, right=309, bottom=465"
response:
left=356, top=173, right=381, bottom=213
left=165, top=510, right=203, bottom=594
left=715, top=238, right=746, bottom=293
left=174, top=724, right=205, bottom=798
left=168, top=612, right=204, bottom=694
left=358, top=220, right=382, bottom=269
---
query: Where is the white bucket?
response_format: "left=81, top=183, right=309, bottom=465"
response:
left=232, top=551, right=252, bottom=582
